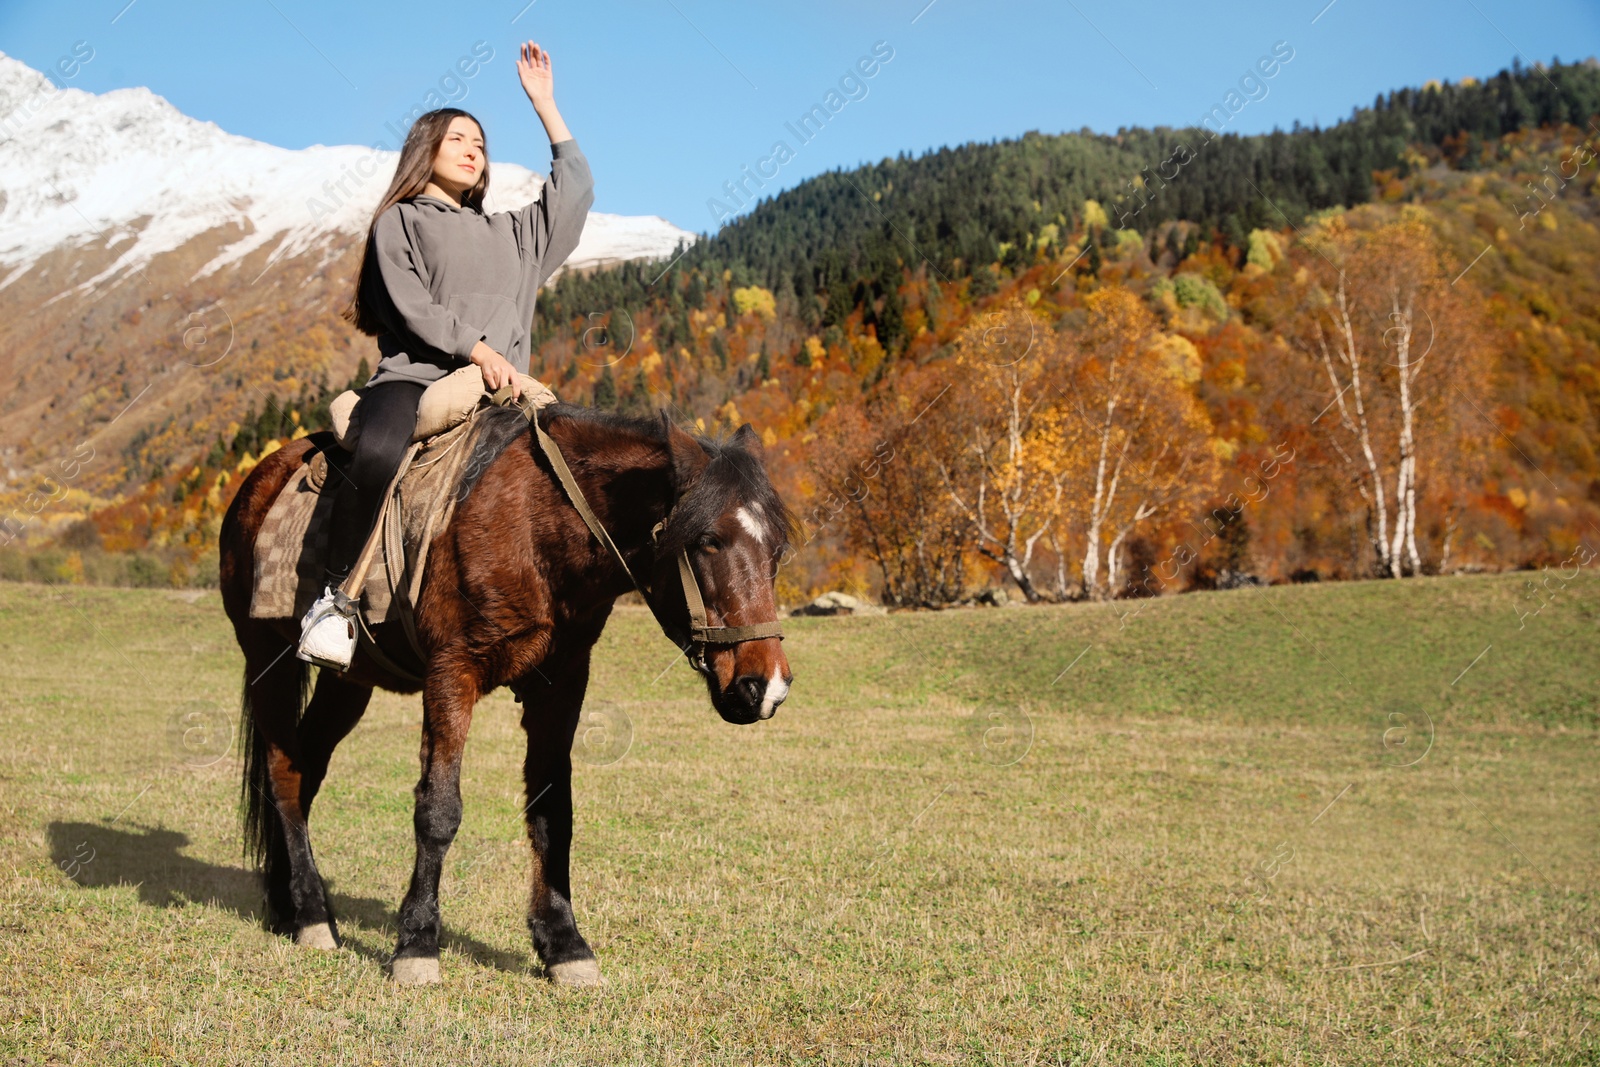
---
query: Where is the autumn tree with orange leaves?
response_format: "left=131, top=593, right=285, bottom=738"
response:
left=1049, top=287, right=1220, bottom=600
left=933, top=304, right=1070, bottom=603
left=803, top=363, right=978, bottom=607
left=1292, top=210, right=1494, bottom=577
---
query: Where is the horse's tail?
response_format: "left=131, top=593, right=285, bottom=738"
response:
left=238, top=652, right=312, bottom=931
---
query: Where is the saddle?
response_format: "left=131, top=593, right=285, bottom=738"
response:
left=248, top=364, right=556, bottom=679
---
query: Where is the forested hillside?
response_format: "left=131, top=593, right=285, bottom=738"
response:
left=538, top=57, right=1600, bottom=356
left=10, top=57, right=1599, bottom=606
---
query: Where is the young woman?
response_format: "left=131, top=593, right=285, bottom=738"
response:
left=297, top=40, right=594, bottom=670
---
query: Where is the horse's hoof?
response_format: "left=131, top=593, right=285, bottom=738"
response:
left=295, top=922, right=338, bottom=950
left=390, top=956, right=441, bottom=985
left=547, top=958, right=603, bottom=987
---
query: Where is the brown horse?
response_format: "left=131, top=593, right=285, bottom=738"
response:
left=217, top=402, right=796, bottom=985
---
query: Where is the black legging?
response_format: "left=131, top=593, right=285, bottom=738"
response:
left=324, top=379, right=426, bottom=581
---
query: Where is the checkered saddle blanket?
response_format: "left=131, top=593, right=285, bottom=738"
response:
left=248, top=410, right=484, bottom=630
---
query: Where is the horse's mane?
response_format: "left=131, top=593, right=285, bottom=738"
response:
left=455, top=403, right=795, bottom=558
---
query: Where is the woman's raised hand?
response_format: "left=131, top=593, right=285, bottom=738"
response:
left=469, top=340, right=523, bottom=401
left=517, top=41, right=555, bottom=109
left=516, top=39, right=572, bottom=142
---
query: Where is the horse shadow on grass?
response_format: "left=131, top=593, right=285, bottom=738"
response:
left=46, top=821, right=530, bottom=975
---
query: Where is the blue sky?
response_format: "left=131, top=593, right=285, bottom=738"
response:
left=3, top=1, right=1596, bottom=232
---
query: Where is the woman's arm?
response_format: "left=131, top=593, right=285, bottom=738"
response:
left=518, top=41, right=569, bottom=144
left=513, top=41, right=595, bottom=277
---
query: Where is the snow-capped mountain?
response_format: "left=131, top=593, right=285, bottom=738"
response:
left=0, top=51, right=697, bottom=507
left=0, top=51, right=694, bottom=299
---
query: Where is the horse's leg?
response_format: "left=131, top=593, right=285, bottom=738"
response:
left=390, top=663, right=479, bottom=984
left=284, top=670, right=373, bottom=948
left=239, top=634, right=302, bottom=935
left=241, top=635, right=369, bottom=947
left=520, top=640, right=603, bottom=986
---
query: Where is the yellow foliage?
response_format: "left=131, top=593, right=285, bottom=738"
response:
left=1112, top=229, right=1143, bottom=259
left=852, top=333, right=886, bottom=382
left=1246, top=229, right=1285, bottom=271
left=1082, top=199, right=1109, bottom=229
left=1210, top=438, right=1239, bottom=461
left=1151, top=333, right=1202, bottom=383
left=733, top=286, right=777, bottom=320
left=804, top=336, right=826, bottom=363
left=1083, top=285, right=1157, bottom=338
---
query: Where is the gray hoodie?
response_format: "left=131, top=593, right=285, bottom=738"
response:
left=362, top=138, right=594, bottom=388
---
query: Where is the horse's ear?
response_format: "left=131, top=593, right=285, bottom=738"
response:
left=731, top=422, right=763, bottom=457
left=664, top=415, right=710, bottom=491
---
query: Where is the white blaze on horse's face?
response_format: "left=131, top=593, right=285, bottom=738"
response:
left=735, top=505, right=765, bottom=546
left=696, top=499, right=791, bottom=724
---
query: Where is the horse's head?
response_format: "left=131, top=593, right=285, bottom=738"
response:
left=645, top=415, right=796, bottom=725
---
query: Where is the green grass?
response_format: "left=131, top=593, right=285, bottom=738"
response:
left=0, top=571, right=1596, bottom=1065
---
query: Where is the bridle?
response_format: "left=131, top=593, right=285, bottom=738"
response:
left=530, top=411, right=783, bottom=678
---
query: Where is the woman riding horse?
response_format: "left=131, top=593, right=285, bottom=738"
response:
left=299, top=40, right=592, bottom=671
left=220, top=40, right=795, bottom=988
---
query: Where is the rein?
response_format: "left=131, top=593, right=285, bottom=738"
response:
left=526, top=408, right=783, bottom=676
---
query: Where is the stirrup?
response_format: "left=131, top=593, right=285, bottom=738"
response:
left=296, top=583, right=359, bottom=670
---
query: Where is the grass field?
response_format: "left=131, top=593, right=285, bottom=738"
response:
left=1, top=570, right=1596, bottom=1065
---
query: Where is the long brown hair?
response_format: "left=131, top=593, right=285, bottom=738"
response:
left=341, top=108, right=491, bottom=336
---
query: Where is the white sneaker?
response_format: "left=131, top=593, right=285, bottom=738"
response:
left=296, top=583, right=358, bottom=670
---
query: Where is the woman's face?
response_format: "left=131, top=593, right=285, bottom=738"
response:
left=430, top=116, right=485, bottom=197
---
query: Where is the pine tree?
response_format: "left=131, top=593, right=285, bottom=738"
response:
left=593, top=366, right=617, bottom=409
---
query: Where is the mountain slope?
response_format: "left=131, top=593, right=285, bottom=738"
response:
left=610, top=58, right=1600, bottom=318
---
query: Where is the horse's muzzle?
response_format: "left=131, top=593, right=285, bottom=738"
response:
left=717, top=671, right=791, bottom=724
